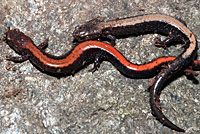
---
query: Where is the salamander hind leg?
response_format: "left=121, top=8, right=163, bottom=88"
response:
left=154, top=35, right=183, bottom=48
left=88, top=52, right=105, bottom=73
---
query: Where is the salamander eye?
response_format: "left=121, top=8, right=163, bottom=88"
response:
left=16, top=29, right=20, bottom=33
left=85, top=35, right=90, bottom=40
left=6, top=35, right=11, bottom=40
left=75, top=25, right=80, bottom=30
left=79, top=31, right=87, bottom=37
left=21, top=38, right=24, bottom=42
left=19, top=37, right=28, bottom=45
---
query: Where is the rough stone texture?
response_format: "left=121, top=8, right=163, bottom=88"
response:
left=0, top=0, right=199, bottom=133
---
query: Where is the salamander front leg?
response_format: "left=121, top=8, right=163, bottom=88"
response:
left=6, top=54, right=29, bottom=62
left=106, top=34, right=116, bottom=46
left=88, top=52, right=104, bottom=73
left=38, top=38, right=49, bottom=50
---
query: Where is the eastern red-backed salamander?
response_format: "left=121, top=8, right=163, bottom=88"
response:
left=73, top=14, right=198, bottom=132
left=5, top=29, right=199, bottom=132
left=5, top=29, right=199, bottom=76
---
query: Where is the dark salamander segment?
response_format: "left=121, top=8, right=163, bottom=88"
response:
left=73, top=14, right=188, bottom=46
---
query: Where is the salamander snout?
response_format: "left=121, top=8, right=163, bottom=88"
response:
left=5, top=29, right=32, bottom=53
left=73, top=18, right=102, bottom=42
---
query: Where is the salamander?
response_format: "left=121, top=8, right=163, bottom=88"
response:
left=5, top=29, right=199, bottom=132
left=73, top=14, right=198, bottom=132
left=73, top=14, right=191, bottom=47
left=6, top=29, right=198, bottom=76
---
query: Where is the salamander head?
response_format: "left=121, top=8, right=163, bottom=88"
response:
left=5, top=29, right=32, bottom=54
left=73, top=19, right=102, bottom=42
